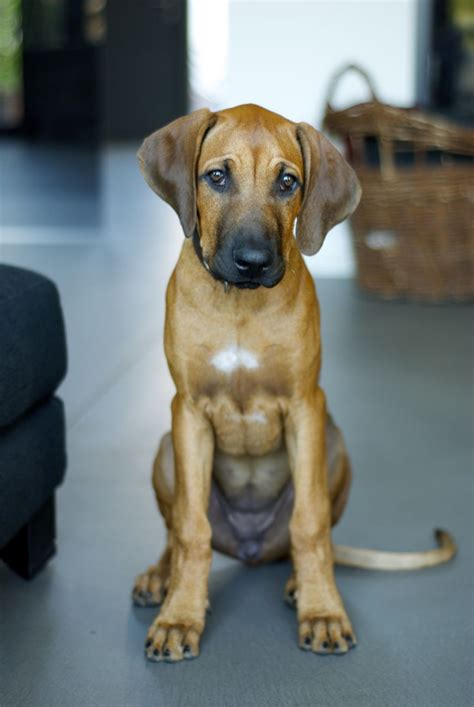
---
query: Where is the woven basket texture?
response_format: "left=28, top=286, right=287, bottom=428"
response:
left=323, top=65, right=474, bottom=301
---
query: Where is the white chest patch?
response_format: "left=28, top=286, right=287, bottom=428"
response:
left=211, top=345, right=259, bottom=374
left=245, top=411, right=267, bottom=424
left=228, top=410, right=268, bottom=425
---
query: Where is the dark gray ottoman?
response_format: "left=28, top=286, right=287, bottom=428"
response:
left=0, top=264, right=67, bottom=579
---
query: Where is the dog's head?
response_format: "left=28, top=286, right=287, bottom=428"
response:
left=138, top=104, right=361, bottom=289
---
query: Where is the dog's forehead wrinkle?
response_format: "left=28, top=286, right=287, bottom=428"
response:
left=202, top=111, right=298, bottom=163
left=201, top=153, right=241, bottom=172
left=201, top=136, right=300, bottom=187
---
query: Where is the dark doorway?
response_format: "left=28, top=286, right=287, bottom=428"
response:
left=17, top=0, right=188, bottom=142
left=0, top=1, right=188, bottom=230
left=424, top=0, right=474, bottom=124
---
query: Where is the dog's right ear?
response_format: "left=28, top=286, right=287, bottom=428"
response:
left=138, top=109, right=216, bottom=237
left=295, top=123, right=361, bottom=256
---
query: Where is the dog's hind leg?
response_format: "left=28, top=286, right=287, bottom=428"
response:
left=133, top=546, right=171, bottom=607
left=132, top=433, right=174, bottom=607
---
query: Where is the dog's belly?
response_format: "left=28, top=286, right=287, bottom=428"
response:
left=210, top=441, right=292, bottom=564
left=209, top=398, right=283, bottom=457
left=207, top=413, right=352, bottom=564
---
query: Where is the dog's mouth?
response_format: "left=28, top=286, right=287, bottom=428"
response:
left=234, top=281, right=261, bottom=289
left=207, top=266, right=285, bottom=291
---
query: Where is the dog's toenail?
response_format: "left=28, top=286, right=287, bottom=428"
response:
left=345, top=634, right=352, bottom=643
left=289, top=589, right=295, bottom=597
left=304, top=636, right=311, bottom=646
left=183, top=644, right=191, bottom=654
left=322, top=641, right=329, bottom=649
left=164, top=648, right=171, bottom=657
left=333, top=642, right=340, bottom=650
left=145, top=639, right=152, bottom=648
left=153, top=649, right=160, bottom=657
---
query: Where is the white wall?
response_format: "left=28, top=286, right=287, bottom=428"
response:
left=194, top=0, right=418, bottom=277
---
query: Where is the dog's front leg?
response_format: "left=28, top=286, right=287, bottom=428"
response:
left=285, top=387, right=357, bottom=655
left=145, top=394, right=214, bottom=662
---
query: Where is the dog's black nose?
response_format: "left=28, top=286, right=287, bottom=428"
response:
left=233, top=246, right=273, bottom=278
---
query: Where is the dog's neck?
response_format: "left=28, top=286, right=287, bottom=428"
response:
left=183, top=230, right=308, bottom=312
left=192, top=228, right=206, bottom=271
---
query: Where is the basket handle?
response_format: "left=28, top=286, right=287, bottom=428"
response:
left=325, top=64, right=379, bottom=110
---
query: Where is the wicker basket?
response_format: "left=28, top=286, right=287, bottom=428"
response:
left=323, top=64, right=474, bottom=301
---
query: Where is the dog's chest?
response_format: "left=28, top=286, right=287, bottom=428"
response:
left=194, top=338, right=291, bottom=399
left=209, top=397, right=282, bottom=456
left=198, top=342, right=287, bottom=456
left=209, top=344, right=260, bottom=375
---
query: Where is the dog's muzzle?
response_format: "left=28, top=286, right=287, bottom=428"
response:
left=198, top=230, right=285, bottom=289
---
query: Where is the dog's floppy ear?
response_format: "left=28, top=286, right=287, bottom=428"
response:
left=138, top=108, right=216, bottom=237
left=295, top=123, right=361, bottom=256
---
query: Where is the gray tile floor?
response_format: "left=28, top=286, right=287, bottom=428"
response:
left=0, top=145, right=473, bottom=707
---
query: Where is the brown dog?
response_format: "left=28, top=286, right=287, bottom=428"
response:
left=132, top=104, right=456, bottom=662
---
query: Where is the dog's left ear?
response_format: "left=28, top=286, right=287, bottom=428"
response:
left=138, top=108, right=217, bottom=237
left=295, top=123, right=361, bottom=256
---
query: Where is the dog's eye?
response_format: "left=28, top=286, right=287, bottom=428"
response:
left=280, top=173, right=297, bottom=192
left=208, top=169, right=226, bottom=188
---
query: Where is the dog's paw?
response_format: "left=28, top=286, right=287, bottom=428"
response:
left=298, top=615, right=357, bottom=655
left=144, top=619, right=202, bottom=662
left=284, top=574, right=298, bottom=608
left=132, top=565, right=168, bottom=607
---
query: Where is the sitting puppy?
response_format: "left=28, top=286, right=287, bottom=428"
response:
left=132, top=104, right=456, bottom=662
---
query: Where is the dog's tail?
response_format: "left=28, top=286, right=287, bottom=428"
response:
left=333, top=528, right=457, bottom=571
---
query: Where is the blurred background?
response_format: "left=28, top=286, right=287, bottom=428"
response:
left=0, top=0, right=472, bottom=271
left=0, top=2, right=473, bottom=706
